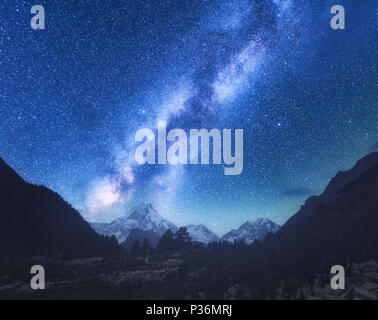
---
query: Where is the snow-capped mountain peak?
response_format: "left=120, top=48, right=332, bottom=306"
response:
left=185, top=224, right=219, bottom=243
left=91, top=203, right=177, bottom=243
left=220, top=218, right=280, bottom=244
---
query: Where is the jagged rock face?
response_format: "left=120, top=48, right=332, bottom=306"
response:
left=185, top=225, right=219, bottom=243
left=221, top=218, right=280, bottom=244
left=92, top=203, right=177, bottom=243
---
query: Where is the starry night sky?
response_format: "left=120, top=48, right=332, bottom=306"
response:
left=0, top=0, right=377, bottom=235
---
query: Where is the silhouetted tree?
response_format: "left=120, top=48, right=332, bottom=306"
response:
left=142, top=238, right=151, bottom=254
left=109, top=235, right=118, bottom=246
left=157, top=229, right=175, bottom=251
left=130, top=240, right=141, bottom=255
left=175, top=227, right=191, bottom=249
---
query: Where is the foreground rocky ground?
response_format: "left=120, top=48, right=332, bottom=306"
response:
left=0, top=253, right=183, bottom=299
left=275, top=260, right=378, bottom=300
left=1, top=253, right=377, bottom=300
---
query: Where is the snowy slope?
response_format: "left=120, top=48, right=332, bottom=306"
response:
left=220, top=218, right=280, bottom=244
left=91, top=203, right=177, bottom=243
left=185, top=224, right=219, bottom=243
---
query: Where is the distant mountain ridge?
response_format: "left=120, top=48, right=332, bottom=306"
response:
left=185, top=224, right=219, bottom=243
left=0, top=158, right=120, bottom=257
left=92, top=153, right=378, bottom=247
left=220, top=218, right=280, bottom=244
left=91, top=203, right=178, bottom=243
left=92, top=203, right=281, bottom=245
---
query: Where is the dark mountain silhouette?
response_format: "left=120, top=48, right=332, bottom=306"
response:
left=264, top=152, right=378, bottom=274
left=284, top=152, right=378, bottom=227
left=120, top=228, right=161, bottom=251
left=0, top=158, right=121, bottom=257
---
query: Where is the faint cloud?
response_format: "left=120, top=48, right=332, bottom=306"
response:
left=282, top=187, right=313, bottom=198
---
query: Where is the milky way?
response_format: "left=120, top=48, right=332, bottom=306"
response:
left=0, top=0, right=377, bottom=235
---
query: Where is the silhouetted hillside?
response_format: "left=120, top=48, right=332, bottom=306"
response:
left=284, top=152, right=378, bottom=227
left=264, top=153, right=378, bottom=275
left=0, top=158, right=121, bottom=258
